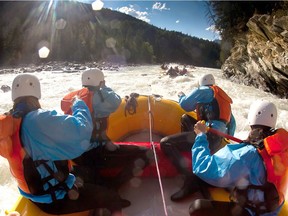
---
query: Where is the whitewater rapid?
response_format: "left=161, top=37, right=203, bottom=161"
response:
left=0, top=64, right=287, bottom=215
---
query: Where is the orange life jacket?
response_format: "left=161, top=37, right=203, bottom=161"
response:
left=61, top=87, right=94, bottom=115
left=196, top=85, right=232, bottom=123
left=0, top=114, right=29, bottom=193
left=258, top=128, right=288, bottom=204
left=61, top=87, right=109, bottom=144
left=0, top=114, right=71, bottom=197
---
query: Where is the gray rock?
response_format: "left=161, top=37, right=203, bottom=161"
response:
left=1, top=85, right=11, bottom=92
left=222, top=13, right=288, bottom=98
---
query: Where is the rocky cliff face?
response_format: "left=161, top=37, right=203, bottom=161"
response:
left=222, top=13, right=288, bottom=98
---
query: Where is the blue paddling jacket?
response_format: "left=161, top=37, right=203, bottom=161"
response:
left=92, top=85, right=121, bottom=119
left=192, top=133, right=283, bottom=216
left=179, top=85, right=236, bottom=136
left=19, top=99, right=93, bottom=203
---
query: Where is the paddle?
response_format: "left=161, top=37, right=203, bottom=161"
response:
left=208, top=127, right=243, bottom=143
left=198, top=120, right=243, bottom=143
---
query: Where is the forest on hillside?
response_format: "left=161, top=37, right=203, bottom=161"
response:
left=0, top=1, right=220, bottom=68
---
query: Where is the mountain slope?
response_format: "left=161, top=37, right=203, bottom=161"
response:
left=0, top=1, right=220, bottom=67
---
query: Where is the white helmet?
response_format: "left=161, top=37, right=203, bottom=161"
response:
left=248, top=100, right=277, bottom=128
left=82, top=68, right=104, bottom=87
left=12, top=74, right=41, bottom=101
left=199, top=74, right=215, bottom=86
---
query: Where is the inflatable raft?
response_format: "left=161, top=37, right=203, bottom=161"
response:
left=6, top=95, right=288, bottom=215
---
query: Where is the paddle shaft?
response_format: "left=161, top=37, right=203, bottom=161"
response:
left=208, top=127, right=243, bottom=143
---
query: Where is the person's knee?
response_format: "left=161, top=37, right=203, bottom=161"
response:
left=181, top=114, right=188, bottom=127
left=160, top=137, right=170, bottom=149
left=181, top=114, right=189, bottom=122
left=160, top=136, right=169, bottom=145
left=160, top=138, right=173, bottom=155
left=181, top=114, right=196, bottom=132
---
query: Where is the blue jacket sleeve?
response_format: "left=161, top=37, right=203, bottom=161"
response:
left=21, top=99, right=93, bottom=161
left=192, top=133, right=266, bottom=188
left=178, top=87, right=214, bottom=112
left=92, top=86, right=122, bottom=118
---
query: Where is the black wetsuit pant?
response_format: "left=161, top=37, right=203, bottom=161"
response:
left=189, top=199, right=251, bottom=216
left=72, top=144, right=153, bottom=189
left=160, top=114, right=224, bottom=174
left=160, top=114, right=225, bottom=197
left=33, top=183, right=125, bottom=215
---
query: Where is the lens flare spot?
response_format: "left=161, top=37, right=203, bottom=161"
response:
left=38, top=46, right=50, bottom=58
left=130, top=177, right=142, bottom=188
left=106, top=37, right=116, bottom=48
left=55, top=18, right=67, bottom=30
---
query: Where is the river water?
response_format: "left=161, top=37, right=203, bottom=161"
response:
left=1, top=64, right=288, bottom=215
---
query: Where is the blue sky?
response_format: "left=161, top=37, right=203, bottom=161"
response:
left=85, top=0, right=220, bottom=41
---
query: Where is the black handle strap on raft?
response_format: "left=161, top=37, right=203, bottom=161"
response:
left=124, top=92, right=139, bottom=116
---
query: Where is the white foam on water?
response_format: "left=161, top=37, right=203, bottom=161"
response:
left=1, top=65, right=287, bottom=215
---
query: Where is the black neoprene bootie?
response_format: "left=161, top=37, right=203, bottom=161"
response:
left=171, top=176, right=200, bottom=201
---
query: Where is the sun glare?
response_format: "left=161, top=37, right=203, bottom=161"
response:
left=92, top=0, right=104, bottom=11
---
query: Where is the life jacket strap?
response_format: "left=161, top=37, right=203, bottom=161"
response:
left=33, top=159, right=70, bottom=201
